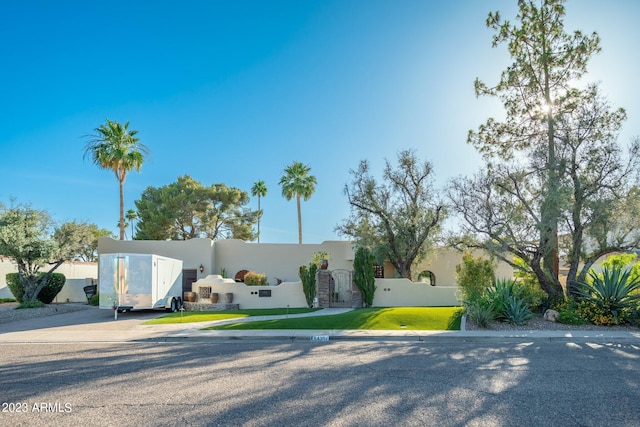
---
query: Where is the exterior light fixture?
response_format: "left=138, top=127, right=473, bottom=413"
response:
left=199, top=264, right=204, bottom=273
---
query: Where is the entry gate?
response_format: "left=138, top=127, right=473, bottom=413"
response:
left=330, top=269, right=352, bottom=308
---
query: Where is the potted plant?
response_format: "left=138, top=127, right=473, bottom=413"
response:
left=312, top=251, right=331, bottom=270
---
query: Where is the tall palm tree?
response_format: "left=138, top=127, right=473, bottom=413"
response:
left=125, top=208, right=138, bottom=240
left=251, top=180, right=268, bottom=243
left=279, top=162, right=317, bottom=244
left=84, top=119, right=150, bottom=240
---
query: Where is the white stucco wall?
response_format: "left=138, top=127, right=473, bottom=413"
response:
left=0, top=257, right=97, bottom=302
left=191, top=275, right=309, bottom=309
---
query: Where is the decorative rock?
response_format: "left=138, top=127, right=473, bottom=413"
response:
left=544, top=309, right=560, bottom=322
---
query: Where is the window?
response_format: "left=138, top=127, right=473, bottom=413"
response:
left=417, top=270, right=436, bottom=286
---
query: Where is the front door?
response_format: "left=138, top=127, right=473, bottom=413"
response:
left=182, top=269, right=198, bottom=298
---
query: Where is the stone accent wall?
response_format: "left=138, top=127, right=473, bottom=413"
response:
left=183, top=302, right=239, bottom=311
left=317, top=270, right=332, bottom=308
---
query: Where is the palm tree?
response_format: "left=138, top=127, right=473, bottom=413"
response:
left=251, top=180, right=268, bottom=243
left=84, top=119, right=150, bottom=240
left=126, top=208, right=138, bottom=240
left=279, top=162, right=317, bottom=244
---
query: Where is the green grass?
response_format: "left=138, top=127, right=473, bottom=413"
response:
left=0, top=298, right=17, bottom=304
left=143, top=308, right=320, bottom=325
left=204, top=307, right=463, bottom=331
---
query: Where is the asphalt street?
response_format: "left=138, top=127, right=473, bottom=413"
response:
left=0, top=307, right=639, bottom=426
left=1, top=340, right=639, bottom=427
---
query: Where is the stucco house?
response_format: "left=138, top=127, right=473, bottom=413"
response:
left=98, top=237, right=514, bottom=309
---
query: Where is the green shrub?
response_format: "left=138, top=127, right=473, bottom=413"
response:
left=465, top=296, right=495, bottom=328
left=38, top=273, right=66, bottom=304
left=244, top=272, right=268, bottom=286
left=5, top=272, right=66, bottom=304
left=299, top=263, right=318, bottom=308
left=575, top=265, right=640, bottom=325
left=353, top=247, right=376, bottom=307
left=455, top=251, right=495, bottom=303
left=90, top=293, right=100, bottom=306
left=555, top=298, right=588, bottom=325
left=16, top=299, right=45, bottom=309
left=6, top=273, right=24, bottom=302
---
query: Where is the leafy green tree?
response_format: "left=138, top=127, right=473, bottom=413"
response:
left=353, top=246, right=376, bottom=307
left=0, top=205, right=84, bottom=301
left=135, top=175, right=258, bottom=241
left=251, top=180, right=268, bottom=243
left=279, top=162, right=317, bottom=244
left=337, top=150, right=445, bottom=280
left=451, top=0, right=640, bottom=297
left=455, top=251, right=495, bottom=303
left=54, top=221, right=114, bottom=262
left=83, top=119, right=150, bottom=240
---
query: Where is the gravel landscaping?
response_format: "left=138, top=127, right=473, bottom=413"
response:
left=465, top=312, right=639, bottom=332
left=0, top=302, right=91, bottom=324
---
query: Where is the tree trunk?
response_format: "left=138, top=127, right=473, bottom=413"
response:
left=296, top=194, right=302, bottom=244
left=257, top=195, right=261, bottom=243
left=119, top=177, right=125, bottom=240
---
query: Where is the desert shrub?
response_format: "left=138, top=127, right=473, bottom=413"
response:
left=5, top=272, right=66, bottom=304
left=555, top=298, right=588, bottom=325
left=244, top=272, right=268, bottom=286
left=90, top=293, right=100, bottom=306
left=455, top=251, right=495, bottom=303
left=16, top=299, right=45, bottom=309
left=577, top=300, right=633, bottom=326
left=575, top=265, right=640, bottom=325
left=464, top=295, right=495, bottom=328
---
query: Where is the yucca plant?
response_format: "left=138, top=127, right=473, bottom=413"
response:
left=575, top=266, right=640, bottom=324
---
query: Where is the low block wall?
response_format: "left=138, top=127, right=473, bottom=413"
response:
left=372, top=279, right=461, bottom=307
left=191, top=275, right=308, bottom=309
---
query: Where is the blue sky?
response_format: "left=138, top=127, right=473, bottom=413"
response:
left=1, top=0, right=639, bottom=243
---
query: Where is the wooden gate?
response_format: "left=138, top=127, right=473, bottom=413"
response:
left=330, top=269, right=352, bottom=308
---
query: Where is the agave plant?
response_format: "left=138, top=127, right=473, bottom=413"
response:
left=487, top=278, right=533, bottom=325
left=575, top=266, right=640, bottom=315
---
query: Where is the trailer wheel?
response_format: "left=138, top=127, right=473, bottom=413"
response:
left=167, top=298, right=178, bottom=313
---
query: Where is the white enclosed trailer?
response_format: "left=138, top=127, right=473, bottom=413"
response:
left=99, top=253, right=183, bottom=317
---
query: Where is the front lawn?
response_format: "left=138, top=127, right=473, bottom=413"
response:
left=143, top=307, right=320, bottom=325
left=204, top=307, right=463, bottom=331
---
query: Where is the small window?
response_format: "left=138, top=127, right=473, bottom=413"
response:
left=373, top=265, right=384, bottom=279
left=418, top=270, right=436, bottom=286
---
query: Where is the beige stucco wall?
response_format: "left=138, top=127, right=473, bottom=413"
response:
left=383, top=248, right=514, bottom=285
left=372, top=279, right=460, bottom=307
left=99, top=237, right=215, bottom=282
left=191, top=275, right=308, bottom=309
left=214, top=239, right=354, bottom=285
left=0, top=257, right=97, bottom=303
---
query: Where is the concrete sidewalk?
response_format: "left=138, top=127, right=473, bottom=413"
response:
left=0, top=305, right=639, bottom=343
